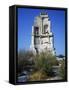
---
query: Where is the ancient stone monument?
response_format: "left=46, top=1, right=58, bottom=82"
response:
left=30, top=12, right=56, bottom=55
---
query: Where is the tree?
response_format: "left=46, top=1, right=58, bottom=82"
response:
left=58, top=54, right=64, bottom=58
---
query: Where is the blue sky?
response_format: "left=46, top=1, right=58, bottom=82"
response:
left=18, top=8, right=65, bottom=55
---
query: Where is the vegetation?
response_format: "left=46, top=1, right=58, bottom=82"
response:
left=18, top=50, right=34, bottom=74
left=29, top=71, right=48, bottom=81
left=29, top=51, right=58, bottom=80
left=59, top=59, right=65, bottom=79
left=18, top=50, right=65, bottom=81
left=58, top=54, right=65, bottom=58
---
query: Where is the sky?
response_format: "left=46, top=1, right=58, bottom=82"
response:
left=18, top=8, right=65, bottom=55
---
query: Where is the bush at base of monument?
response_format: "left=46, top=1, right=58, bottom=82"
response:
left=29, top=51, right=59, bottom=81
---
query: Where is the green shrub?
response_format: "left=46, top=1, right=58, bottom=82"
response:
left=59, top=59, right=65, bottom=79
left=18, top=50, right=59, bottom=81
left=29, top=51, right=58, bottom=80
